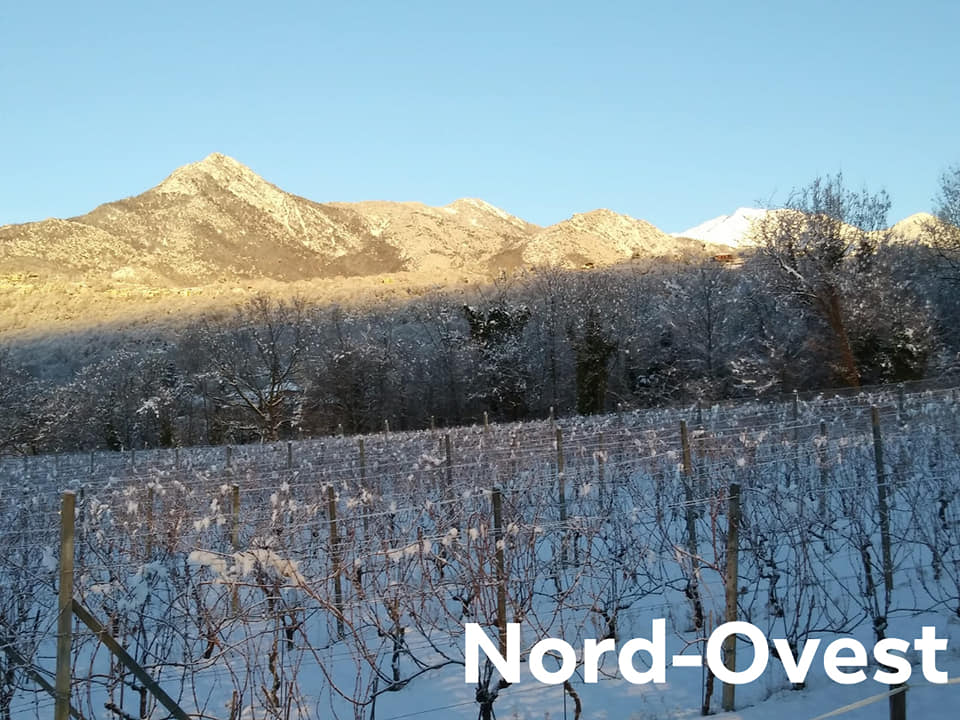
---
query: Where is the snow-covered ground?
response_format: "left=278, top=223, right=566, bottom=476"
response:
left=2, top=384, right=959, bottom=719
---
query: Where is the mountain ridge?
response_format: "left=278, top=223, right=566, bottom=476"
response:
left=0, top=153, right=712, bottom=289
left=0, top=153, right=723, bottom=333
left=675, top=207, right=949, bottom=249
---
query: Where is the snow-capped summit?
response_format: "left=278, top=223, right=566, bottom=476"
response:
left=673, top=207, right=768, bottom=248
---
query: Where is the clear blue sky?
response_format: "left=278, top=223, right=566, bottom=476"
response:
left=1, top=1, right=957, bottom=232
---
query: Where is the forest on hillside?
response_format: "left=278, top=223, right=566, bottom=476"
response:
left=2, top=172, right=960, bottom=454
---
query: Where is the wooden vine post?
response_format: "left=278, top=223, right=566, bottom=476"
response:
left=871, top=406, right=904, bottom=720
left=54, top=491, right=76, bottom=720
left=444, top=434, right=453, bottom=487
left=358, top=438, right=367, bottom=484
left=680, top=420, right=704, bottom=632
left=327, top=485, right=345, bottom=637
left=871, top=407, right=893, bottom=596
left=721, top=483, right=741, bottom=712
left=146, top=486, right=154, bottom=559
left=358, top=437, right=369, bottom=537
left=231, top=484, right=240, bottom=614
left=817, top=420, right=829, bottom=517
left=597, top=431, right=606, bottom=509
left=491, top=486, right=508, bottom=656
left=556, top=427, right=567, bottom=566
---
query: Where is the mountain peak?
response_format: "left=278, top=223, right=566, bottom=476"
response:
left=674, top=207, right=768, bottom=247
left=447, top=197, right=513, bottom=219
left=191, top=151, right=247, bottom=171
left=523, top=207, right=695, bottom=266
left=443, top=198, right=535, bottom=233
left=574, top=208, right=619, bottom=219
left=888, top=212, right=940, bottom=244
left=573, top=208, right=638, bottom=223
left=172, top=152, right=250, bottom=175
left=199, top=151, right=232, bottom=163
left=156, top=153, right=267, bottom=196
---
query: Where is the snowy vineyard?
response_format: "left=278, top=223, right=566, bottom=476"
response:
left=2, top=385, right=960, bottom=720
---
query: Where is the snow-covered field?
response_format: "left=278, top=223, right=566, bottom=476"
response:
left=2, top=385, right=959, bottom=719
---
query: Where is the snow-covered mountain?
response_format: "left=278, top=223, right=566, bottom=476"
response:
left=677, top=207, right=949, bottom=249
left=673, top=207, right=769, bottom=248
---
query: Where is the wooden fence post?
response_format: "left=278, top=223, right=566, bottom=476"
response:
left=55, top=491, right=76, bottom=720
left=721, top=483, right=741, bottom=712
left=286, top=441, right=293, bottom=470
left=483, top=411, right=489, bottom=434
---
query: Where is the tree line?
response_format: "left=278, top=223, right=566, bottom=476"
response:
left=2, top=170, right=959, bottom=453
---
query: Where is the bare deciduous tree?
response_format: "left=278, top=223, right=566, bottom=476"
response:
left=926, top=164, right=960, bottom=281
left=755, top=173, right=892, bottom=387
left=196, top=295, right=311, bottom=442
left=0, top=349, right=40, bottom=454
